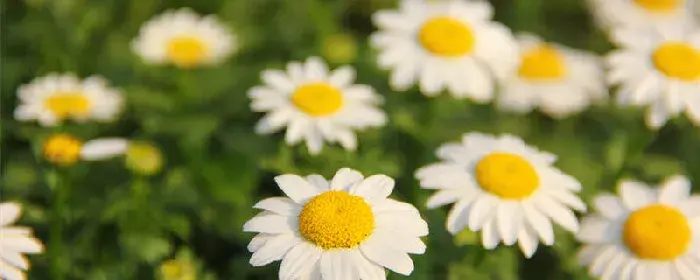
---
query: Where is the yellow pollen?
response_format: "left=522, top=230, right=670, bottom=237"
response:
left=475, top=153, right=539, bottom=200
left=518, top=44, right=567, bottom=80
left=44, top=92, right=91, bottom=119
left=43, top=134, right=83, bottom=166
left=652, top=42, right=700, bottom=81
left=634, top=0, right=680, bottom=13
left=418, top=17, right=475, bottom=57
left=622, top=204, right=691, bottom=260
left=298, top=191, right=375, bottom=250
left=167, top=36, right=208, bottom=68
left=291, top=83, right=343, bottom=116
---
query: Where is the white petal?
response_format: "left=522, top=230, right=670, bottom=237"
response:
left=304, top=57, right=329, bottom=81
left=372, top=228, right=427, bottom=254
left=256, top=109, right=294, bottom=134
left=600, top=250, right=627, bottom=280
left=279, top=243, right=322, bottom=280
left=481, top=218, right=500, bottom=250
left=305, top=175, right=330, bottom=192
left=360, top=236, right=414, bottom=275
left=375, top=211, right=429, bottom=237
left=646, top=101, right=669, bottom=129
left=589, top=246, right=617, bottom=277
left=2, top=236, right=43, bottom=254
left=533, top=196, right=580, bottom=232
left=523, top=203, right=554, bottom=245
left=349, top=249, right=386, bottom=280
left=545, top=189, right=587, bottom=212
left=80, top=138, right=129, bottom=161
left=594, top=195, right=627, bottom=219
left=0, top=203, right=22, bottom=226
left=249, top=234, right=303, bottom=267
left=262, top=70, right=295, bottom=93
left=446, top=199, right=473, bottom=234
left=320, top=251, right=355, bottom=280
left=679, top=196, right=700, bottom=218
left=578, top=245, right=601, bottom=267
left=330, top=168, right=364, bottom=191
left=352, top=175, right=394, bottom=204
left=468, top=195, right=498, bottom=231
left=253, top=197, right=301, bottom=216
left=419, top=59, right=445, bottom=96
left=576, top=216, right=615, bottom=244
left=461, top=60, right=494, bottom=103
left=659, top=175, right=691, bottom=206
left=285, top=118, right=311, bottom=145
left=243, top=213, right=296, bottom=234
left=426, top=190, right=462, bottom=209
left=497, top=201, right=521, bottom=246
left=274, top=174, right=321, bottom=203
left=304, top=129, right=324, bottom=155
left=0, top=252, right=28, bottom=270
left=372, top=198, right=420, bottom=214
left=389, top=60, right=419, bottom=91
left=334, top=128, right=357, bottom=151
left=0, top=260, right=26, bottom=280
left=619, top=181, right=656, bottom=210
left=247, top=234, right=274, bottom=252
left=517, top=223, right=540, bottom=259
left=328, top=66, right=356, bottom=88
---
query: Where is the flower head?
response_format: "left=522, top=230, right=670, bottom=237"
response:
left=131, top=8, right=236, bottom=68
left=577, top=176, right=700, bottom=279
left=43, top=134, right=129, bottom=166
left=415, top=133, right=585, bottom=258
left=243, top=168, right=428, bottom=278
left=14, top=73, right=124, bottom=126
left=249, top=57, right=386, bottom=155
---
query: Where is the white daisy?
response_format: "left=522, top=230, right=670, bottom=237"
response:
left=607, top=25, right=700, bottom=128
left=370, top=0, right=518, bottom=101
left=243, top=168, right=429, bottom=279
left=577, top=176, right=700, bottom=280
left=131, top=8, right=236, bottom=68
left=14, top=73, right=124, bottom=126
left=42, top=134, right=130, bottom=166
left=587, top=0, right=696, bottom=31
left=0, top=202, right=44, bottom=280
left=415, top=133, right=585, bottom=258
left=248, top=57, right=387, bottom=155
left=498, top=33, right=607, bottom=118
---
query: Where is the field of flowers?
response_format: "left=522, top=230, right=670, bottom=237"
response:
left=3, top=0, right=700, bottom=279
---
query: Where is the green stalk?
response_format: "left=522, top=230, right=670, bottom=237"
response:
left=47, top=168, right=67, bottom=280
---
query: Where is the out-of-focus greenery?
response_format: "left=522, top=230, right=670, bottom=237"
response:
left=2, top=0, right=700, bottom=279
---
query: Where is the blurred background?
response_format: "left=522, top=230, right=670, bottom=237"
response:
left=2, top=0, right=700, bottom=279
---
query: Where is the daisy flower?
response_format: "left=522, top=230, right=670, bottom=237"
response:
left=248, top=57, right=386, bottom=155
left=131, top=8, right=236, bottom=68
left=607, top=25, right=700, bottom=128
left=43, top=134, right=130, bottom=166
left=415, top=133, right=585, bottom=258
left=0, top=202, right=44, bottom=280
left=243, top=168, right=428, bottom=279
left=587, top=0, right=696, bottom=31
left=370, top=0, right=518, bottom=101
left=577, top=176, right=700, bottom=280
left=498, top=33, right=607, bottom=118
left=14, top=73, right=124, bottom=126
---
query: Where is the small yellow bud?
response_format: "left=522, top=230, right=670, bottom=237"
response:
left=125, top=142, right=164, bottom=176
left=42, top=134, right=82, bottom=166
left=159, top=259, right=195, bottom=280
left=321, top=34, right=358, bottom=64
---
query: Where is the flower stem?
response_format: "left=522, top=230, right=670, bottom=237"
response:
left=47, top=168, right=67, bottom=280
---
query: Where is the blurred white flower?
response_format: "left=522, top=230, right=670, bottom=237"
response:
left=498, top=33, right=607, bottom=118
left=577, top=176, right=700, bottom=280
left=14, top=73, right=124, bottom=126
left=43, top=134, right=129, bottom=166
left=607, top=26, right=700, bottom=128
left=415, top=133, right=585, bottom=258
left=249, top=57, right=386, bottom=155
left=587, top=0, right=696, bottom=31
left=370, top=0, right=518, bottom=101
left=0, top=202, right=44, bottom=280
left=244, top=168, right=428, bottom=279
left=131, top=8, right=236, bottom=68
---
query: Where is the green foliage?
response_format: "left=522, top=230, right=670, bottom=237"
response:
left=2, top=0, right=700, bottom=279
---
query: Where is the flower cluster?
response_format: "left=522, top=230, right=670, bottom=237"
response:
left=7, top=1, right=700, bottom=280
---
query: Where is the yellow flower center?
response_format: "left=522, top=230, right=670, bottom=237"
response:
left=475, top=153, right=539, bottom=200
left=291, top=83, right=344, bottom=117
left=623, top=204, right=691, bottom=260
left=652, top=42, right=700, bottom=81
left=44, top=92, right=91, bottom=119
left=160, top=260, right=195, bottom=280
left=634, top=0, right=680, bottom=13
left=418, top=17, right=475, bottom=57
left=298, top=191, right=375, bottom=250
left=518, top=44, right=567, bottom=80
left=167, top=36, right=208, bottom=68
left=125, top=142, right=164, bottom=176
left=43, top=134, right=83, bottom=166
